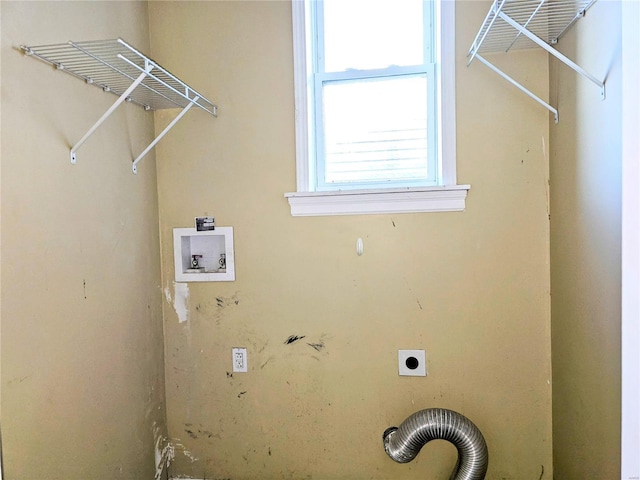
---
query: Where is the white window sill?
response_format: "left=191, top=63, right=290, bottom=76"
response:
left=284, top=185, right=470, bottom=217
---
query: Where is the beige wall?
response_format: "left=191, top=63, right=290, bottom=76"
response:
left=150, top=1, right=553, bottom=478
left=0, top=1, right=570, bottom=478
left=1, top=2, right=167, bottom=478
left=549, top=1, right=622, bottom=477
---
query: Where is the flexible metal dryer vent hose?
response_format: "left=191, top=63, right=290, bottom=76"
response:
left=383, top=408, right=488, bottom=480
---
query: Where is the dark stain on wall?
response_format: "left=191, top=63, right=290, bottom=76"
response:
left=184, top=423, right=217, bottom=441
left=284, top=335, right=306, bottom=344
left=307, top=342, right=324, bottom=352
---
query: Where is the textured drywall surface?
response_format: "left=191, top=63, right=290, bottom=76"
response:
left=150, top=1, right=553, bottom=478
left=1, top=2, right=167, bottom=478
left=549, top=1, right=622, bottom=477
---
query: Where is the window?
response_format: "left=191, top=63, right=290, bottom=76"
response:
left=286, top=0, right=469, bottom=216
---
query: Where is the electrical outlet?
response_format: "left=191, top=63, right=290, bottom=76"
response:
left=232, top=347, right=247, bottom=373
left=398, top=349, right=427, bottom=376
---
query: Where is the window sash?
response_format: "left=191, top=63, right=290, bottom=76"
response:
left=314, top=0, right=433, bottom=73
left=314, top=66, right=437, bottom=191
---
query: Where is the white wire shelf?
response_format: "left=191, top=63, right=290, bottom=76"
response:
left=468, top=0, right=604, bottom=123
left=21, top=38, right=217, bottom=173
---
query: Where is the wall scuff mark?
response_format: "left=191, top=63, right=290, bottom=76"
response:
left=211, top=292, right=240, bottom=324
left=157, top=438, right=199, bottom=472
left=307, top=342, right=324, bottom=352
left=153, top=427, right=174, bottom=480
left=284, top=335, right=306, bottom=344
left=163, top=281, right=190, bottom=323
left=172, top=282, right=190, bottom=323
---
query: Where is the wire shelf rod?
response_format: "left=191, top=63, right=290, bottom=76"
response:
left=498, top=10, right=605, bottom=95
left=115, top=38, right=216, bottom=114
left=70, top=64, right=153, bottom=165
left=504, top=0, right=548, bottom=53
left=468, top=0, right=507, bottom=63
left=22, top=38, right=216, bottom=114
left=467, top=0, right=604, bottom=122
left=131, top=96, right=199, bottom=174
left=552, top=0, right=598, bottom=42
left=475, top=53, right=558, bottom=123
left=116, top=54, right=189, bottom=111
left=75, top=41, right=204, bottom=112
left=21, top=37, right=218, bottom=173
left=117, top=54, right=208, bottom=113
left=68, top=41, right=157, bottom=106
left=468, top=0, right=599, bottom=56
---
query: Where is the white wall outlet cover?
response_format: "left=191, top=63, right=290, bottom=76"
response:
left=232, top=347, right=248, bottom=373
left=398, top=349, right=427, bottom=376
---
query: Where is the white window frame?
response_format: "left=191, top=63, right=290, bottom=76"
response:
left=285, top=0, right=469, bottom=217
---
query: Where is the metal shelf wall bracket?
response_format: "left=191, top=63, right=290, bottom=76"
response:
left=21, top=38, right=217, bottom=174
left=468, top=0, right=605, bottom=124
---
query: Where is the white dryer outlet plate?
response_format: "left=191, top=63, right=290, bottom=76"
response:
left=398, top=349, right=427, bottom=376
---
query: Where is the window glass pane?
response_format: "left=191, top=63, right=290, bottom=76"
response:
left=321, top=75, right=429, bottom=186
left=322, top=0, right=425, bottom=72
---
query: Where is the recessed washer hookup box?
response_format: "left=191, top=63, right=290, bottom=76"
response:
left=174, top=227, right=235, bottom=282
left=195, top=216, right=215, bottom=231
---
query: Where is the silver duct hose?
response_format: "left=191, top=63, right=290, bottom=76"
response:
left=383, top=408, right=488, bottom=480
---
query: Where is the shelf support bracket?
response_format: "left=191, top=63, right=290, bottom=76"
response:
left=131, top=95, right=200, bottom=174
left=475, top=54, right=559, bottom=123
left=70, top=62, right=154, bottom=165
left=498, top=11, right=606, bottom=99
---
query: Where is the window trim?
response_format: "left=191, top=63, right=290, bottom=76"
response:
left=286, top=0, right=469, bottom=216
